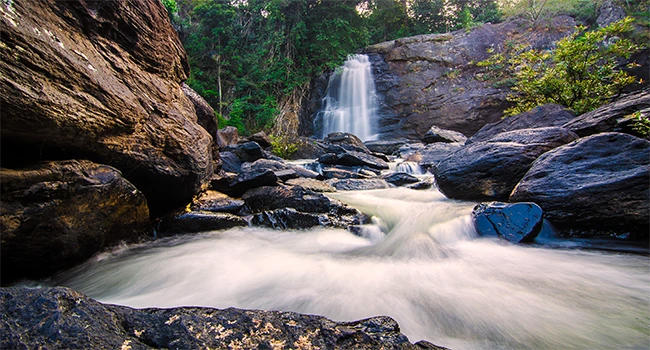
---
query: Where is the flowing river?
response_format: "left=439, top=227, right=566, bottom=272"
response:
left=54, top=184, right=650, bottom=349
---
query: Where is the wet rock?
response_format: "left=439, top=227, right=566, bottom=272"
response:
left=241, top=159, right=320, bottom=179
left=563, top=90, right=650, bottom=137
left=216, top=126, right=240, bottom=149
left=249, top=131, right=272, bottom=148
left=336, top=151, right=390, bottom=170
left=220, top=151, right=243, bottom=173
left=433, top=127, right=578, bottom=201
left=407, top=179, right=434, bottom=190
left=467, top=104, right=576, bottom=144
left=285, top=178, right=337, bottom=192
left=322, top=167, right=370, bottom=180
left=422, top=126, right=467, bottom=144
left=364, top=139, right=411, bottom=155
left=251, top=208, right=321, bottom=229
left=0, top=160, right=149, bottom=282
left=383, top=173, right=420, bottom=186
left=228, top=169, right=279, bottom=197
left=222, top=142, right=265, bottom=163
left=0, top=0, right=213, bottom=215
left=158, top=211, right=247, bottom=235
left=418, top=143, right=464, bottom=170
left=242, top=185, right=332, bottom=214
left=327, top=179, right=390, bottom=191
left=324, top=132, right=370, bottom=153
left=510, top=133, right=650, bottom=237
left=288, top=137, right=327, bottom=160
left=190, top=191, right=244, bottom=214
left=472, top=202, right=543, bottom=243
left=1, top=287, right=437, bottom=350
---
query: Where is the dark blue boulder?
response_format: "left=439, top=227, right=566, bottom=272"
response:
left=472, top=202, right=543, bottom=243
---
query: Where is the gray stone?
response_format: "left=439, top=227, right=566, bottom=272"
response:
left=422, top=126, right=467, bottom=144
left=472, top=202, right=543, bottom=243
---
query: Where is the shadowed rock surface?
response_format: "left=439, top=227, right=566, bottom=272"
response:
left=158, top=211, right=247, bottom=236
left=467, top=104, right=576, bottom=144
left=0, top=160, right=149, bottom=282
left=510, top=133, right=650, bottom=238
left=563, top=89, right=650, bottom=137
left=0, top=287, right=447, bottom=350
left=0, top=0, right=213, bottom=214
left=434, top=126, right=579, bottom=201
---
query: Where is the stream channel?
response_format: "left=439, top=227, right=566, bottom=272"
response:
left=53, top=168, right=649, bottom=349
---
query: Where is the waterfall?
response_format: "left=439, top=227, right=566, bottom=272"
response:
left=315, top=54, right=379, bottom=141
left=396, top=161, right=423, bottom=175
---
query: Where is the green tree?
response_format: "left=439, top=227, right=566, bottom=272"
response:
left=479, top=17, right=642, bottom=116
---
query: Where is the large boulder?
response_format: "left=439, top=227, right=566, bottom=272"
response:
left=222, top=141, right=265, bottom=163
left=157, top=211, right=247, bottom=236
left=1, top=287, right=444, bottom=350
left=324, top=132, right=370, bottom=153
left=0, top=0, right=213, bottom=215
left=417, top=143, right=464, bottom=170
left=467, top=104, right=576, bottom=144
left=422, top=126, right=467, bottom=144
left=190, top=190, right=244, bottom=214
left=433, top=127, right=577, bottom=201
left=510, top=133, right=650, bottom=237
left=182, top=83, right=221, bottom=172
left=472, top=202, right=543, bottom=243
left=319, top=151, right=389, bottom=170
left=563, top=89, right=650, bottom=137
left=242, top=185, right=333, bottom=214
left=0, top=160, right=149, bottom=282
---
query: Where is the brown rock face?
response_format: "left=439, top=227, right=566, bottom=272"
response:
left=0, top=160, right=150, bottom=282
left=360, top=17, right=577, bottom=139
left=0, top=0, right=213, bottom=214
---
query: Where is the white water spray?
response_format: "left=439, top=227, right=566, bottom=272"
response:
left=315, top=54, right=379, bottom=141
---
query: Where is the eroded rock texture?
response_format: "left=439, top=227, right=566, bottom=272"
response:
left=0, top=0, right=213, bottom=214
left=0, top=287, right=447, bottom=350
left=0, top=160, right=149, bottom=282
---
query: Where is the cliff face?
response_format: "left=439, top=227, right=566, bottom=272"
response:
left=363, top=17, right=577, bottom=139
left=0, top=0, right=213, bottom=214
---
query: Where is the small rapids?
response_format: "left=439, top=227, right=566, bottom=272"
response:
left=54, top=188, right=650, bottom=349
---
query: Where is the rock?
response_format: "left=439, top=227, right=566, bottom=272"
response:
left=251, top=208, right=322, bottom=229
left=472, top=202, right=543, bottom=243
left=220, top=151, right=243, bottom=173
left=216, top=126, right=240, bottom=149
left=422, top=126, right=467, bottom=144
left=241, top=159, right=320, bottom=179
left=0, top=160, right=149, bottom=282
left=364, top=139, right=411, bottom=155
left=223, top=142, right=265, bottom=163
left=228, top=169, right=279, bottom=197
left=0, top=0, right=213, bottom=215
left=510, top=133, right=650, bottom=237
left=399, top=143, right=427, bottom=159
left=322, top=167, right=370, bottom=180
left=407, top=179, right=434, bottom=190
left=285, top=178, right=337, bottom=192
left=597, top=0, right=626, bottom=28
left=242, top=185, right=332, bottom=214
left=327, top=179, right=390, bottom=191
left=182, top=83, right=221, bottom=171
left=288, top=137, right=327, bottom=160
left=190, top=191, right=244, bottom=214
left=563, top=90, right=650, bottom=137
left=383, top=173, right=420, bottom=186
left=324, top=132, right=370, bottom=153
left=467, top=104, right=576, bottom=144
left=337, top=151, right=390, bottom=170
left=418, top=143, right=464, bottom=170
left=1, top=287, right=437, bottom=350
left=158, top=211, right=247, bottom=235
left=249, top=131, right=272, bottom=148
left=434, top=127, right=578, bottom=201
left=346, top=17, right=576, bottom=139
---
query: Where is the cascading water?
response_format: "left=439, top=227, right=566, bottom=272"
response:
left=314, top=54, right=379, bottom=141
left=51, top=181, right=650, bottom=350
